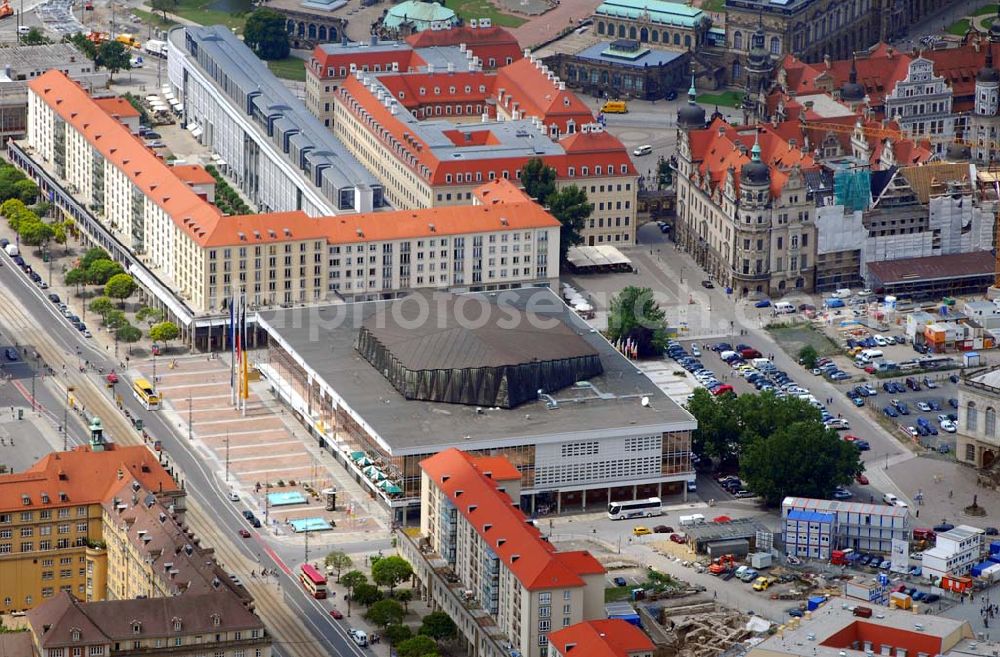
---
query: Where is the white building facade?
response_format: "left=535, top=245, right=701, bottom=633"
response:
left=920, top=525, right=985, bottom=582
left=884, top=57, right=955, bottom=156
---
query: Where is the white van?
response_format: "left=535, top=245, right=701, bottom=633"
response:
left=679, top=514, right=705, bottom=526
left=719, top=350, right=739, bottom=362
left=860, top=349, right=884, bottom=361
left=350, top=629, right=368, bottom=647
left=633, top=144, right=652, bottom=156
left=774, top=301, right=795, bottom=314
left=833, top=288, right=852, bottom=299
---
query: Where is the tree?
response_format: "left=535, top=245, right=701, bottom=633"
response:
left=105, top=273, right=137, bottom=304
left=136, top=306, right=165, bottom=329
left=52, top=222, right=67, bottom=251
left=520, top=157, right=556, bottom=202
left=419, top=610, right=457, bottom=642
left=371, top=555, right=413, bottom=594
left=115, top=323, right=142, bottom=344
left=103, top=309, right=127, bottom=329
left=149, top=321, right=180, bottom=347
left=384, top=624, right=413, bottom=645
left=365, top=599, right=404, bottom=629
left=14, top=179, right=38, bottom=205
left=67, top=32, right=97, bottom=61
left=150, top=0, right=173, bottom=21
left=324, top=551, right=352, bottom=582
left=546, top=184, right=590, bottom=263
left=394, top=588, right=413, bottom=611
left=18, top=218, right=55, bottom=246
left=0, top=198, right=25, bottom=218
left=341, top=570, right=367, bottom=616
left=21, top=28, right=53, bottom=45
left=396, top=636, right=438, bottom=657
left=244, top=9, right=290, bottom=60
left=65, top=267, right=87, bottom=292
left=96, top=41, right=131, bottom=80
left=798, top=344, right=819, bottom=369
left=741, top=419, right=861, bottom=506
left=606, top=286, right=668, bottom=357
left=81, top=247, right=110, bottom=270
left=86, top=258, right=123, bottom=286
left=89, top=296, right=114, bottom=319
left=352, top=583, right=383, bottom=607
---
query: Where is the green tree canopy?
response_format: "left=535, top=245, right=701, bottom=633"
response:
left=115, top=323, right=142, bottom=343
left=364, top=599, right=404, bottom=629
left=14, top=178, right=38, bottom=204
left=341, top=570, right=367, bottom=592
left=371, top=555, right=413, bottom=593
left=21, top=28, right=53, bottom=45
left=87, top=259, right=124, bottom=285
left=149, top=321, right=180, bottom=346
left=81, top=247, right=111, bottom=269
left=96, top=41, right=131, bottom=79
left=520, top=157, right=556, bottom=202
left=244, top=9, right=290, bottom=60
left=0, top=198, right=26, bottom=218
left=798, top=345, right=819, bottom=369
left=52, top=222, right=67, bottom=247
left=741, top=418, right=862, bottom=506
left=65, top=267, right=87, bottom=289
left=105, top=273, right=137, bottom=303
left=150, top=0, right=173, bottom=20
left=394, top=588, right=413, bottom=611
left=606, top=286, right=668, bottom=357
left=384, top=624, right=413, bottom=645
left=136, top=306, right=165, bottom=328
left=419, top=610, right=457, bottom=642
left=352, top=582, right=383, bottom=607
left=18, top=218, right=55, bottom=246
left=547, top=184, right=589, bottom=263
left=103, top=309, right=127, bottom=329
left=89, top=296, right=114, bottom=318
left=396, top=635, right=438, bottom=657
left=66, top=32, right=97, bottom=60
left=323, top=551, right=352, bottom=582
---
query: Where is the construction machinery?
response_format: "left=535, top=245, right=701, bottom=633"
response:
left=709, top=554, right=736, bottom=575
left=752, top=575, right=777, bottom=591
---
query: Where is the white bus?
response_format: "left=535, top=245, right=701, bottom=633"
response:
left=608, top=497, right=662, bottom=520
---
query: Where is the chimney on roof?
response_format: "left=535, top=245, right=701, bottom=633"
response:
left=558, top=81, right=566, bottom=91
left=887, top=46, right=894, bottom=59
left=523, top=48, right=531, bottom=58
left=459, top=42, right=467, bottom=52
left=447, top=62, right=455, bottom=73
left=823, top=54, right=831, bottom=69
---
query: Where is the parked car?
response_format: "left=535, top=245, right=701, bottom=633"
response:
left=238, top=528, right=251, bottom=538
left=855, top=473, right=869, bottom=485
left=701, top=280, right=714, bottom=289
left=832, top=487, right=852, bottom=499
left=669, top=534, right=686, bottom=544
left=883, top=406, right=899, bottom=418
left=613, top=576, right=628, bottom=587
left=754, top=299, right=771, bottom=308
left=632, top=526, right=652, bottom=536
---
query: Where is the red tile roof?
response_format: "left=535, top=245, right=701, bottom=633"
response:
left=474, top=178, right=534, bottom=205
left=548, top=619, right=654, bottom=657
left=781, top=44, right=913, bottom=106
left=0, top=443, right=177, bottom=512
left=924, top=40, right=995, bottom=101
left=31, top=71, right=559, bottom=249
left=687, top=118, right=818, bottom=198
left=309, top=44, right=426, bottom=80
left=93, top=96, right=140, bottom=120
left=496, top=57, right=593, bottom=133
left=171, top=164, right=216, bottom=186
left=405, top=24, right=522, bottom=68
left=420, top=449, right=605, bottom=590
left=467, top=455, right=521, bottom=481
left=376, top=70, right=496, bottom=111
left=339, top=74, right=634, bottom=186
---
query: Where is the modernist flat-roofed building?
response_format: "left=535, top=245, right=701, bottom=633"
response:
left=921, top=525, right=985, bottom=582
left=256, top=288, right=696, bottom=523
left=27, top=591, right=270, bottom=657
left=0, top=43, right=108, bottom=137
left=544, top=39, right=690, bottom=102
left=401, top=448, right=604, bottom=657
left=333, top=60, right=639, bottom=246
left=381, top=0, right=458, bottom=37
left=167, top=25, right=385, bottom=217
left=547, top=619, right=654, bottom=657
left=19, top=69, right=562, bottom=346
left=746, top=597, right=977, bottom=657
left=782, top=497, right=912, bottom=554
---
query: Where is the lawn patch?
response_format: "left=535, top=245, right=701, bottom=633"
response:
left=267, top=57, right=306, bottom=81
left=947, top=19, right=971, bottom=36
left=447, top=0, right=526, bottom=27
left=697, top=90, right=744, bottom=108
left=767, top=322, right=841, bottom=359
left=145, top=0, right=251, bottom=31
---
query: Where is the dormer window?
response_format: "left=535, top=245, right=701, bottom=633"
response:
left=211, top=614, right=221, bottom=627
left=172, top=618, right=182, bottom=632
left=71, top=629, right=81, bottom=642
left=132, top=622, right=142, bottom=634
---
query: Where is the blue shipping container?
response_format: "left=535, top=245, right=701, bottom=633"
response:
left=989, top=555, right=1000, bottom=565
left=990, top=541, right=1000, bottom=555
left=972, top=561, right=994, bottom=577
left=807, top=596, right=826, bottom=611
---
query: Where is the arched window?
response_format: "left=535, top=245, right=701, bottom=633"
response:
left=733, top=31, right=743, bottom=50
left=629, top=26, right=637, bottom=40
left=597, top=21, right=605, bottom=34
left=968, top=401, right=979, bottom=431
left=987, top=407, right=996, bottom=437
left=684, top=35, right=691, bottom=47
left=652, top=30, right=659, bottom=42
left=640, top=27, right=648, bottom=42
left=732, top=61, right=742, bottom=81
left=770, top=36, right=780, bottom=54
left=618, top=24, right=626, bottom=38
left=673, top=33, right=680, bottom=45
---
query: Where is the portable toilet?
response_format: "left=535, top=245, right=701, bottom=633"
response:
left=965, top=352, right=982, bottom=368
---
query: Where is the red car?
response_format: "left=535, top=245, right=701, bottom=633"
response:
left=329, top=608, right=343, bottom=619
left=238, top=528, right=251, bottom=538
left=106, top=371, right=119, bottom=384
left=855, top=473, right=869, bottom=485
left=669, top=533, right=686, bottom=544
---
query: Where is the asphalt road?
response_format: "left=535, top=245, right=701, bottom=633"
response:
left=0, top=249, right=375, bottom=657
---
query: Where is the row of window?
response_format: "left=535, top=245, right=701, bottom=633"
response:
left=0, top=507, right=88, bottom=523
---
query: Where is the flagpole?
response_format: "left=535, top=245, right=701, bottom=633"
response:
left=241, top=291, right=248, bottom=417
left=229, top=287, right=236, bottom=407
